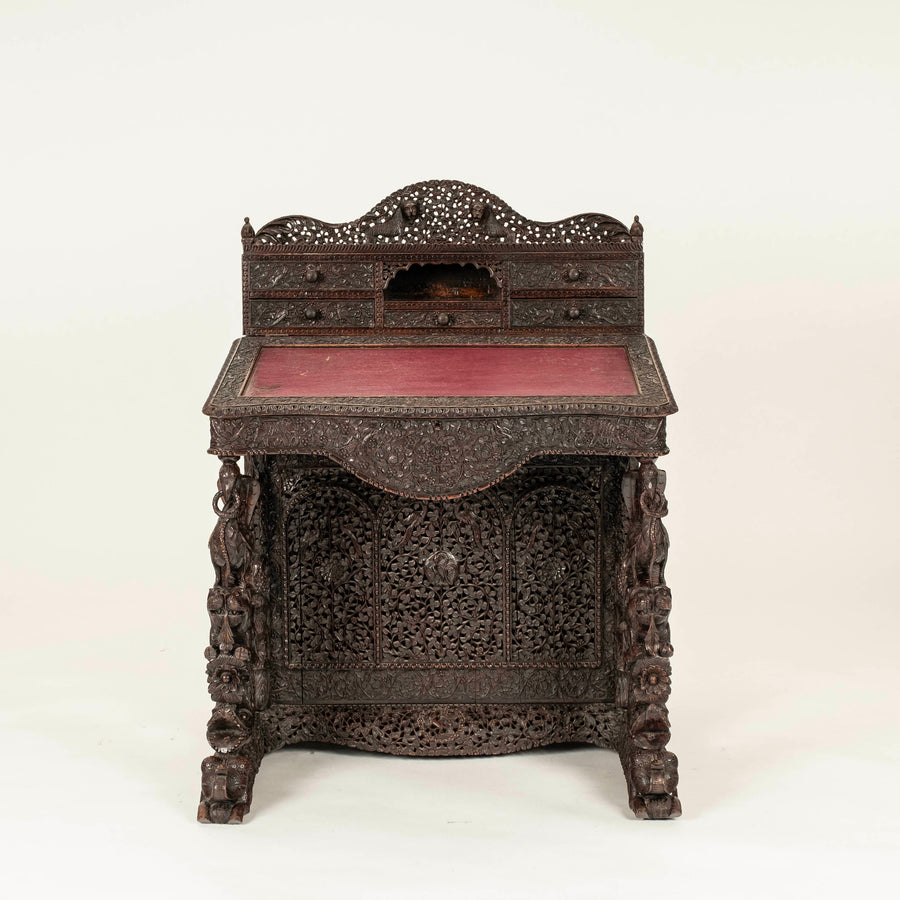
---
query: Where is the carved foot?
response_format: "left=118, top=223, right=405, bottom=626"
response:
left=197, top=754, right=257, bottom=824
left=631, top=793, right=682, bottom=820
left=623, top=747, right=682, bottom=820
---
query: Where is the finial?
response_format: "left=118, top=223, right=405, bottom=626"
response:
left=630, top=215, right=643, bottom=245
left=241, top=216, right=255, bottom=241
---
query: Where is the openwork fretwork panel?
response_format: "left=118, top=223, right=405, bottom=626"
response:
left=379, top=494, right=504, bottom=664
left=285, top=485, right=377, bottom=666
left=278, top=460, right=614, bottom=705
left=510, top=486, right=599, bottom=664
left=253, top=180, right=635, bottom=246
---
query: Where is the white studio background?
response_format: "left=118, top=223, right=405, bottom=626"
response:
left=1, top=1, right=897, bottom=897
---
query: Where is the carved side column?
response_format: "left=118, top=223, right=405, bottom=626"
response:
left=617, top=458, right=681, bottom=819
left=198, top=455, right=270, bottom=824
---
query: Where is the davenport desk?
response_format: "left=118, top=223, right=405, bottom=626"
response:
left=199, top=181, right=681, bottom=823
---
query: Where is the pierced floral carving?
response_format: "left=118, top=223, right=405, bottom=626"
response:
left=274, top=461, right=615, bottom=699
left=379, top=494, right=504, bottom=664
left=252, top=180, right=633, bottom=246
left=510, top=486, right=599, bottom=663
left=285, top=485, right=377, bottom=667
left=261, top=704, right=624, bottom=757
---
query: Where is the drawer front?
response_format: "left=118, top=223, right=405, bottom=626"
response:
left=509, top=259, right=639, bottom=291
left=249, top=299, right=375, bottom=330
left=248, top=260, right=375, bottom=291
left=384, top=308, right=502, bottom=329
left=510, top=298, right=641, bottom=328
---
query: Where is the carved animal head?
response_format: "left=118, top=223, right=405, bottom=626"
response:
left=629, top=749, right=679, bottom=796
left=629, top=703, right=671, bottom=750
left=199, top=755, right=252, bottom=824
left=207, top=586, right=252, bottom=653
left=206, top=704, right=253, bottom=753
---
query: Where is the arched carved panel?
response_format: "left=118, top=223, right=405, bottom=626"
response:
left=252, top=180, right=634, bottom=246
left=285, top=485, right=377, bottom=667
left=511, top=486, right=599, bottom=663
left=378, top=493, right=504, bottom=664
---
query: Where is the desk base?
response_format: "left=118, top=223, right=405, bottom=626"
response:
left=198, top=454, right=681, bottom=822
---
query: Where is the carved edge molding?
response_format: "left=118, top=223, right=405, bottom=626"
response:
left=199, top=457, right=271, bottom=824
left=260, top=704, right=625, bottom=757
left=616, top=459, right=681, bottom=820
left=248, top=180, right=639, bottom=247
left=209, top=415, right=667, bottom=499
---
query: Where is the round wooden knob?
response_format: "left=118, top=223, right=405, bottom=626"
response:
left=435, top=312, right=450, bottom=326
left=566, top=307, right=581, bottom=320
left=304, top=266, right=320, bottom=283
left=304, top=306, right=320, bottom=321
left=566, top=267, right=581, bottom=282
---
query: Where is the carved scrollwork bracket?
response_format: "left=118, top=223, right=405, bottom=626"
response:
left=617, top=459, right=681, bottom=819
left=199, top=456, right=270, bottom=824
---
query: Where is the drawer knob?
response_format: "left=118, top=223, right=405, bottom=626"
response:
left=435, top=312, right=451, bottom=326
left=566, top=306, right=582, bottom=320
left=304, top=265, right=320, bottom=283
left=304, top=306, right=321, bottom=321
left=565, top=267, right=582, bottom=282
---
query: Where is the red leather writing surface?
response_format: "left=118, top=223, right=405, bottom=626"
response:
left=243, top=345, right=637, bottom=398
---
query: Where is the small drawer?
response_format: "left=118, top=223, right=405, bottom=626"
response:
left=250, top=299, right=375, bottom=330
left=510, top=298, right=641, bottom=328
left=509, top=259, right=639, bottom=291
left=248, top=260, right=374, bottom=292
left=384, top=308, right=502, bottom=329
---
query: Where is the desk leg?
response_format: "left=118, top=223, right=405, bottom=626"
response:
left=198, top=455, right=270, bottom=824
left=618, top=459, right=682, bottom=819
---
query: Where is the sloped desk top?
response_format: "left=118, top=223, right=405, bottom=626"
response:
left=204, top=333, right=676, bottom=498
left=205, top=333, right=674, bottom=415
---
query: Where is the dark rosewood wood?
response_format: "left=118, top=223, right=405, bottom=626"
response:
left=201, top=181, right=680, bottom=823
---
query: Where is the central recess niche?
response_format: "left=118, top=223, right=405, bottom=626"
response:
left=384, top=263, right=500, bottom=302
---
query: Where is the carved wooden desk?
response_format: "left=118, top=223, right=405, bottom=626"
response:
left=199, top=181, right=680, bottom=823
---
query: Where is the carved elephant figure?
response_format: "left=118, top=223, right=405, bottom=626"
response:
left=209, top=467, right=260, bottom=588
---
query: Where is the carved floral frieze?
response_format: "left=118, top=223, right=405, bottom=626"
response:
left=210, top=415, right=666, bottom=498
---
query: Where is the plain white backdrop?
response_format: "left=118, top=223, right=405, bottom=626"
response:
left=2, top=1, right=898, bottom=897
